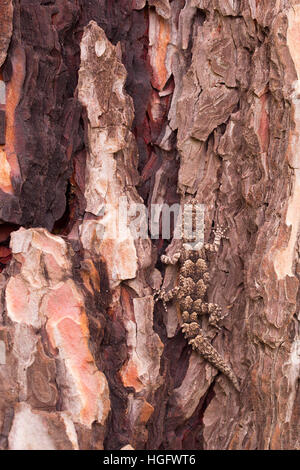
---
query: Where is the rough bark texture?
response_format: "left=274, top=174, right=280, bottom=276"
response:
left=1, top=0, right=300, bottom=450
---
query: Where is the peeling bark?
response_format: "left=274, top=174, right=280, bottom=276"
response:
left=0, top=0, right=300, bottom=451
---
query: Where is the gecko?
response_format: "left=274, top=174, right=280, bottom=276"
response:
left=155, top=203, right=240, bottom=391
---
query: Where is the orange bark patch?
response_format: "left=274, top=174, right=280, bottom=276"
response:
left=44, top=281, right=110, bottom=426
left=270, top=423, right=281, bottom=450
left=150, top=15, right=170, bottom=91
left=44, top=282, right=86, bottom=349
left=120, top=360, right=143, bottom=392
left=4, top=45, right=25, bottom=187
left=80, top=259, right=101, bottom=294
left=6, top=276, right=32, bottom=324
left=139, top=399, right=154, bottom=424
left=0, top=148, right=13, bottom=193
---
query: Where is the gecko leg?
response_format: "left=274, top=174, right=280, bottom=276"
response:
left=181, top=321, right=202, bottom=339
left=205, top=226, right=228, bottom=253
left=154, top=286, right=180, bottom=312
left=200, top=302, right=228, bottom=330
left=161, top=252, right=181, bottom=265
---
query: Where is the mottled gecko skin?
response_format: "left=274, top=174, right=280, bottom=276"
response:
left=157, top=226, right=240, bottom=392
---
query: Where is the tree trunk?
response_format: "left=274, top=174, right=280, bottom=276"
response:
left=0, top=0, right=300, bottom=450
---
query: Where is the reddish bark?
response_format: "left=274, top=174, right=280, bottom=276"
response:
left=0, top=0, right=300, bottom=451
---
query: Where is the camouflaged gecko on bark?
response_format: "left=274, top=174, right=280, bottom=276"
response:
left=156, top=207, right=240, bottom=392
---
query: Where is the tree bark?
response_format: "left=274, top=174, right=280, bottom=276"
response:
left=0, top=0, right=300, bottom=450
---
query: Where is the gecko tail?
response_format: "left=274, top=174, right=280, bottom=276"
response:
left=188, top=332, right=240, bottom=392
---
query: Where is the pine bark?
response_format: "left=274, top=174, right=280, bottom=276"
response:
left=0, top=0, right=300, bottom=450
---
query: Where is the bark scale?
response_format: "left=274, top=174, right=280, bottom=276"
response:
left=0, top=0, right=299, bottom=450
